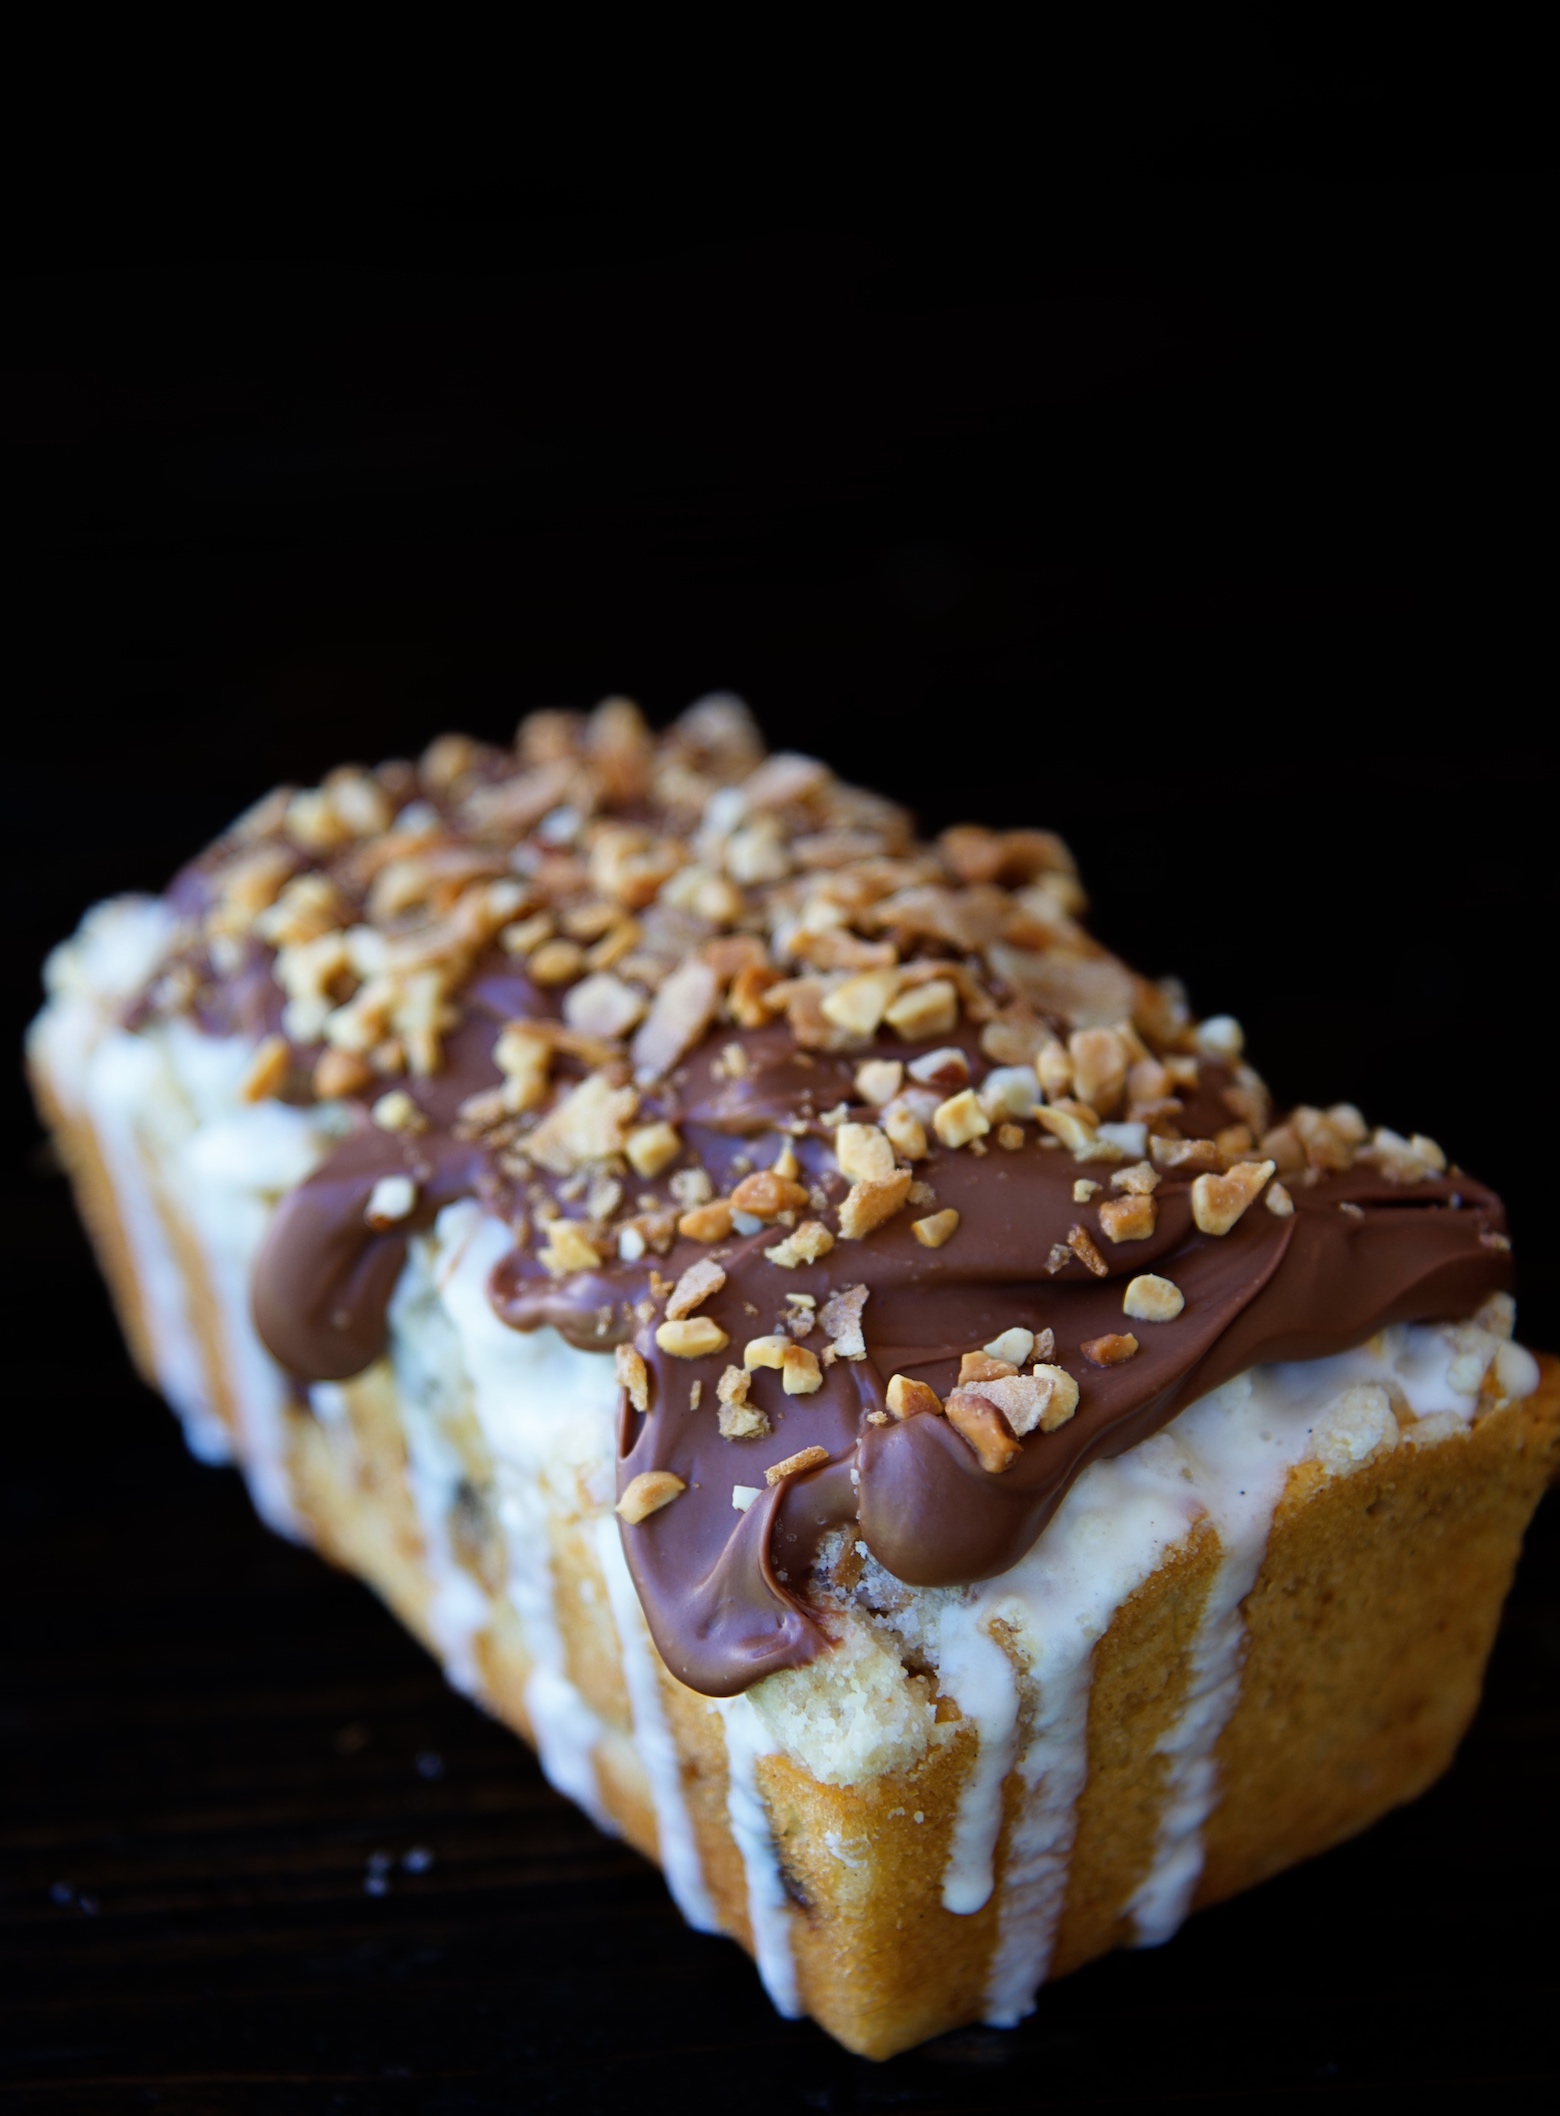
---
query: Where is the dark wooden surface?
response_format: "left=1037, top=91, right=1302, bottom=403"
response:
left=6, top=121, right=1559, bottom=2107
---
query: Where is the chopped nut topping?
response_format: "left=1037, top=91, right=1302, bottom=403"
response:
left=855, top=1058, right=904, bottom=1105
left=743, top=1334, right=790, bottom=1370
left=1265, top=1181, right=1295, bottom=1217
left=884, top=979, right=959, bottom=1040
left=933, top=1089, right=990, bottom=1149
left=983, top=1326, right=1036, bottom=1366
left=656, top=1315, right=731, bottom=1359
left=821, top=967, right=901, bottom=1039
left=1066, top=1224, right=1109, bottom=1277
left=782, top=1343, right=824, bottom=1394
left=365, top=1174, right=417, bottom=1228
left=1081, top=1332, right=1140, bottom=1366
left=882, top=1102, right=929, bottom=1159
left=631, top=956, right=721, bottom=1081
left=1098, top=1193, right=1156, bottom=1242
left=886, top=1374, right=943, bottom=1419
left=616, top=1470, right=686, bottom=1524
left=969, top=1368, right=1078, bottom=1436
left=837, top=1169, right=913, bottom=1239
left=1111, top=1160, right=1160, bottom=1195
left=624, top=1121, right=682, bottom=1179
left=834, top=1122, right=898, bottom=1183
left=1069, top=1028, right=1130, bottom=1116
left=1191, top=1159, right=1277, bottom=1236
left=944, top=1392, right=1023, bottom=1473
left=731, top=1483, right=762, bottom=1510
left=563, top=971, right=646, bottom=1041
left=528, top=938, right=586, bottom=986
left=1073, top=1179, right=1100, bottom=1203
left=313, top=1047, right=374, bottom=1100
left=911, top=1207, right=960, bottom=1249
left=764, top=1219, right=836, bottom=1268
left=908, top=1045, right=970, bottom=1091
left=996, top=1121, right=1025, bottom=1151
left=960, top=1350, right=1018, bottom=1383
left=765, top=1444, right=831, bottom=1485
left=730, top=1167, right=812, bottom=1220
left=529, top=1072, right=640, bottom=1176
left=371, top=1089, right=426, bottom=1134
left=539, top=1220, right=603, bottom=1277
left=719, top=1400, right=771, bottom=1441
left=1150, top=1135, right=1220, bottom=1173
left=240, top=1034, right=290, bottom=1104
left=665, top=1257, right=727, bottom=1320
left=1123, top=1275, right=1184, bottom=1322
left=819, top=1282, right=870, bottom=1359
left=678, top=1199, right=735, bottom=1243
left=615, top=1343, right=651, bottom=1412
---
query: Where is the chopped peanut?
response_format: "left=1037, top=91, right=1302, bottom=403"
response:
left=1067, top=1224, right=1109, bottom=1277
left=944, top=1391, right=1023, bottom=1473
left=615, top=1343, right=651, bottom=1412
left=882, top=1103, right=929, bottom=1159
left=884, top=979, right=959, bottom=1040
left=1123, top=1274, right=1184, bottom=1322
left=821, top=967, right=901, bottom=1039
left=886, top=1374, right=943, bottom=1419
left=730, top=1167, right=812, bottom=1219
left=679, top=1199, right=734, bottom=1243
left=655, top=1316, right=731, bottom=1359
left=764, top=1219, right=836, bottom=1268
left=855, top=1058, right=904, bottom=1105
left=1098, top=1193, right=1156, bottom=1242
left=837, top=1169, right=913, bottom=1239
left=313, top=1047, right=374, bottom=1099
left=743, top=1334, right=791, bottom=1371
left=1191, top=1159, right=1277, bottom=1236
left=616, top=1470, right=686, bottom=1524
left=1265, top=1181, right=1295, bottom=1217
left=983, top=1327, right=1036, bottom=1366
left=960, top=1351, right=1018, bottom=1384
left=835, top=1122, right=897, bottom=1183
left=933, top=1089, right=990, bottom=1149
left=1111, top=1160, right=1161, bottom=1195
left=1082, top=1332, right=1140, bottom=1366
left=781, top=1343, right=824, bottom=1394
left=766, top=1444, right=832, bottom=1485
left=538, top=1221, right=602, bottom=1277
left=911, top=1208, right=960, bottom=1249
left=625, top=1121, right=682, bottom=1179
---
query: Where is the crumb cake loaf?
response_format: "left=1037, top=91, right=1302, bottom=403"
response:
left=29, top=695, right=1559, bottom=2059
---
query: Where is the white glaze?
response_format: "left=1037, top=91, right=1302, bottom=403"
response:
left=594, top=1513, right=721, bottom=1933
left=716, top=1693, right=803, bottom=2017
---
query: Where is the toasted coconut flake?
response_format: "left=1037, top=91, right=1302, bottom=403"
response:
left=631, top=955, right=721, bottom=1080
left=666, top=1257, right=727, bottom=1321
left=819, top=1282, right=870, bottom=1360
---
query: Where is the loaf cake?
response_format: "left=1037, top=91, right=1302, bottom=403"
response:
left=29, top=694, right=1558, bottom=2059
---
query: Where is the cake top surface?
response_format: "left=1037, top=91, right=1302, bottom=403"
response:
left=122, top=696, right=1510, bottom=1694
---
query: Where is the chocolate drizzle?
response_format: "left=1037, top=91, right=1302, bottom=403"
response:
left=248, top=1008, right=1509, bottom=1695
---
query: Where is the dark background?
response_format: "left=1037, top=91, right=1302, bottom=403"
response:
left=4, top=105, right=1559, bottom=2110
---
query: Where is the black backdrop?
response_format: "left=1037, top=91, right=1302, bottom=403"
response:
left=5, top=117, right=1559, bottom=2111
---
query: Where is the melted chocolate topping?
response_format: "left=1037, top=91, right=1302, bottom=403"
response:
left=248, top=1009, right=1509, bottom=1695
